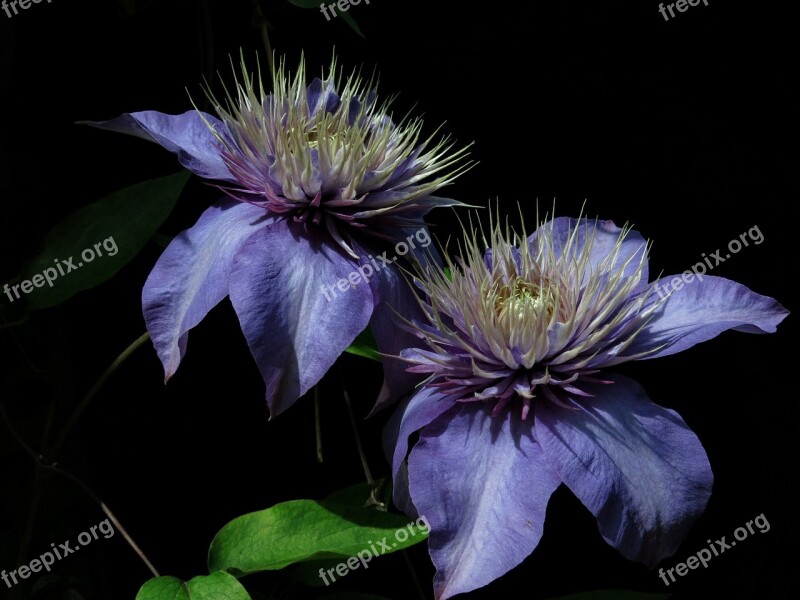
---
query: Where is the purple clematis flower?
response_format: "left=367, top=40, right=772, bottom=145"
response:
left=84, top=56, right=469, bottom=416
left=385, top=214, right=788, bottom=599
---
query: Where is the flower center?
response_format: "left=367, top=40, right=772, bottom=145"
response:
left=494, top=277, right=555, bottom=322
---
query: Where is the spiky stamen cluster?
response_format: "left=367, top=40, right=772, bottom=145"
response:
left=197, top=55, right=471, bottom=256
left=403, top=212, right=665, bottom=419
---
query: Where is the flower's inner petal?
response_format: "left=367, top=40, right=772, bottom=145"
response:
left=529, top=216, right=650, bottom=284
left=404, top=214, right=657, bottom=417
left=198, top=56, right=471, bottom=254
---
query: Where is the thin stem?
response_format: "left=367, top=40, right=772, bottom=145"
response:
left=12, top=469, right=43, bottom=600
left=47, top=331, right=150, bottom=458
left=49, top=467, right=160, bottom=578
left=0, top=314, right=28, bottom=329
left=314, top=385, right=324, bottom=463
left=340, top=374, right=374, bottom=488
left=338, top=370, right=387, bottom=510
left=402, top=550, right=428, bottom=600
left=0, top=404, right=160, bottom=578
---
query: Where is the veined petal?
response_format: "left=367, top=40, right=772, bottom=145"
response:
left=534, top=374, right=713, bottom=567
left=142, top=200, right=271, bottom=379
left=228, top=223, right=373, bottom=416
left=408, top=404, right=561, bottom=600
left=81, top=110, right=234, bottom=181
left=622, top=275, right=789, bottom=361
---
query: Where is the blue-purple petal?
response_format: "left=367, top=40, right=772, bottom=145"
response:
left=408, top=404, right=561, bottom=599
left=622, top=275, right=788, bottom=361
left=529, top=217, right=649, bottom=282
left=228, top=223, right=373, bottom=416
left=81, top=110, right=234, bottom=181
left=358, top=232, right=439, bottom=414
left=142, top=200, right=271, bottom=379
left=534, top=374, right=713, bottom=567
left=384, top=387, right=458, bottom=510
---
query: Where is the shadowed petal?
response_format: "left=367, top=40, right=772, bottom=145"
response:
left=360, top=230, right=439, bottom=414
left=408, top=404, right=561, bottom=600
left=81, top=110, right=234, bottom=181
left=228, top=223, right=373, bottom=416
left=534, top=374, right=713, bottom=567
left=367, top=259, right=426, bottom=413
left=143, top=200, right=271, bottom=379
left=383, top=387, right=458, bottom=510
left=622, top=275, right=788, bottom=361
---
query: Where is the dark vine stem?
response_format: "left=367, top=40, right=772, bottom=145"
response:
left=314, top=385, right=324, bottom=463
left=47, top=331, right=150, bottom=459
left=0, top=404, right=159, bottom=578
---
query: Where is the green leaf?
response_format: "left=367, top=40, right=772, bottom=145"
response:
left=18, top=171, right=189, bottom=309
left=324, top=480, right=390, bottom=511
left=547, top=592, right=671, bottom=600
left=137, top=577, right=189, bottom=600
left=339, top=11, right=365, bottom=38
left=136, top=573, right=251, bottom=600
left=344, top=328, right=381, bottom=362
left=208, top=493, right=428, bottom=576
left=288, top=0, right=324, bottom=7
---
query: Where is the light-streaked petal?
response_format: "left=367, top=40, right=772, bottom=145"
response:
left=409, top=404, right=561, bottom=600
left=228, top=223, right=374, bottom=416
left=142, top=200, right=271, bottom=379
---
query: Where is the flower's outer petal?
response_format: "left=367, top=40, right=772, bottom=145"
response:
left=81, top=110, right=234, bottom=181
left=143, top=200, right=270, bottom=380
left=534, top=374, right=713, bottom=567
left=622, top=275, right=788, bottom=361
left=383, top=387, right=458, bottom=511
left=408, top=404, right=561, bottom=600
left=530, top=217, right=649, bottom=282
left=228, top=223, right=373, bottom=417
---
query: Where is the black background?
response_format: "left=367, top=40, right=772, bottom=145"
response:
left=1, top=0, right=797, bottom=598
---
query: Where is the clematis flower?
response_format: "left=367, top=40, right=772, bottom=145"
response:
left=385, top=213, right=788, bottom=599
left=83, top=55, right=469, bottom=416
